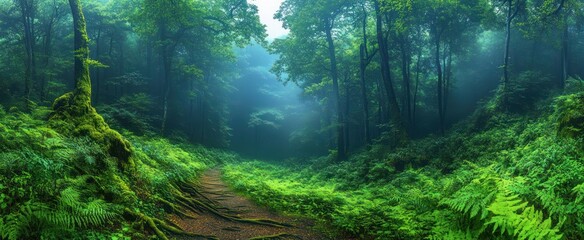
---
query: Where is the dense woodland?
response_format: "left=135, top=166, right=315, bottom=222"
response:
left=0, top=0, right=584, bottom=239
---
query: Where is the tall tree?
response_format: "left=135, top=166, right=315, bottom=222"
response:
left=374, top=0, right=408, bottom=142
left=15, top=0, right=36, bottom=107
left=424, top=0, right=485, bottom=134
left=51, top=0, right=132, bottom=165
left=358, top=1, right=377, bottom=146
left=498, top=0, right=525, bottom=108
left=37, top=0, right=67, bottom=102
left=131, top=0, right=265, bottom=136
left=275, top=0, right=354, bottom=161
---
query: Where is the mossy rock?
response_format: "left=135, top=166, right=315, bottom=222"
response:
left=556, top=93, right=584, bottom=139
left=50, top=91, right=134, bottom=170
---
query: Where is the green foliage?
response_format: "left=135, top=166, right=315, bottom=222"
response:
left=98, top=93, right=155, bottom=135
left=565, top=77, right=584, bottom=93
left=555, top=92, right=584, bottom=140
left=441, top=167, right=498, bottom=221
left=0, top=105, right=225, bottom=238
left=248, top=109, right=285, bottom=129
left=0, top=195, right=118, bottom=240
left=223, top=91, right=584, bottom=239
left=496, top=71, right=554, bottom=112
left=487, top=188, right=562, bottom=240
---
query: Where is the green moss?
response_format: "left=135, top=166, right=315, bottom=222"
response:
left=49, top=95, right=133, bottom=170
left=0, top=109, right=224, bottom=239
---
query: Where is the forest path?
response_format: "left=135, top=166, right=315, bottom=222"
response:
left=168, top=169, right=326, bottom=240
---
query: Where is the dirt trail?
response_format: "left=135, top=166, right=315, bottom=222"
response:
left=168, top=169, right=327, bottom=240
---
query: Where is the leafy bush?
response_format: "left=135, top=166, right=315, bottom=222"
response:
left=494, top=71, right=554, bottom=112
left=555, top=93, right=584, bottom=140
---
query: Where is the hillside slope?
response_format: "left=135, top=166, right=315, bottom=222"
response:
left=223, top=90, right=584, bottom=239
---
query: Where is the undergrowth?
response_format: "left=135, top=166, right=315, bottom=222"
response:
left=222, top=91, right=584, bottom=239
left=0, top=105, right=233, bottom=239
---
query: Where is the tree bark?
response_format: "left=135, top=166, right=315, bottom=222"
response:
left=324, top=18, right=346, bottom=161
left=94, top=26, right=102, bottom=104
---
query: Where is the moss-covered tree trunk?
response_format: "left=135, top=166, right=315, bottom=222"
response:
left=51, top=0, right=132, bottom=168
left=69, top=0, right=91, bottom=111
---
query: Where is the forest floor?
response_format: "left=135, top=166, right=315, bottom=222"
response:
left=168, top=169, right=333, bottom=240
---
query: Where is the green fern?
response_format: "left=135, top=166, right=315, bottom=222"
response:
left=0, top=201, right=49, bottom=240
left=0, top=187, right=118, bottom=239
left=486, top=189, right=563, bottom=240
left=440, top=165, right=499, bottom=220
left=441, top=181, right=496, bottom=220
left=573, top=183, right=584, bottom=204
left=46, top=187, right=118, bottom=229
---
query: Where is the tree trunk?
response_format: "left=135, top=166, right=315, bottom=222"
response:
left=399, top=37, right=411, bottom=126
left=359, top=44, right=371, bottom=146
left=69, top=0, right=91, bottom=108
left=344, top=75, right=350, bottom=152
left=159, top=22, right=172, bottom=136
left=18, top=0, right=36, bottom=107
left=413, top=47, right=422, bottom=128
left=561, top=14, right=568, bottom=88
left=433, top=27, right=444, bottom=136
left=324, top=19, right=346, bottom=161
left=40, top=13, right=54, bottom=103
left=502, top=0, right=513, bottom=109
left=374, top=0, right=407, bottom=143
left=161, top=51, right=171, bottom=135
left=94, top=26, right=102, bottom=104
left=359, top=4, right=372, bottom=146
left=444, top=44, right=452, bottom=130
left=50, top=0, right=132, bottom=169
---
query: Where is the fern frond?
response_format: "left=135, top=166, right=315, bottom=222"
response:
left=0, top=202, right=50, bottom=240
left=440, top=177, right=497, bottom=220
left=486, top=189, right=563, bottom=240
left=51, top=187, right=119, bottom=229
left=573, top=183, right=584, bottom=204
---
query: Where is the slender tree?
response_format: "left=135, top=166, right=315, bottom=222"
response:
left=15, top=0, right=36, bottom=107
left=499, top=0, right=525, bottom=108
left=274, top=0, right=354, bottom=161
left=358, top=1, right=377, bottom=146
left=374, top=0, right=408, bottom=143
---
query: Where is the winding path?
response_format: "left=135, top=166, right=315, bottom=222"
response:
left=168, top=169, right=328, bottom=240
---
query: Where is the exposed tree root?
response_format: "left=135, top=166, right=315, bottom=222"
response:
left=154, top=195, right=198, bottom=219
left=179, top=182, right=219, bottom=204
left=221, top=226, right=242, bottom=232
left=248, top=233, right=303, bottom=240
left=124, top=208, right=217, bottom=240
left=171, top=182, right=294, bottom=228
left=126, top=177, right=295, bottom=239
